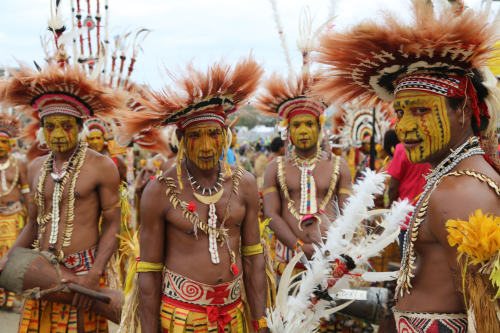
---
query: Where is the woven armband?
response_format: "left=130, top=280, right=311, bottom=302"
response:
left=241, top=243, right=263, bottom=256
left=137, top=261, right=164, bottom=272
left=262, top=186, right=278, bottom=196
left=338, top=187, right=353, bottom=195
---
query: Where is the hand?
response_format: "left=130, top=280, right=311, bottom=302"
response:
left=301, top=243, right=316, bottom=260
left=258, top=328, right=270, bottom=333
left=63, top=270, right=101, bottom=310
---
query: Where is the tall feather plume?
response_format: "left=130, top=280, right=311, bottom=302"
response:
left=313, top=0, right=499, bottom=105
left=117, top=55, right=263, bottom=140
left=268, top=0, right=294, bottom=77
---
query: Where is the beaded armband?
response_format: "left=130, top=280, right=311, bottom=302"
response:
left=20, top=184, right=30, bottom=194
left=241, top=243, right=263, bottom=256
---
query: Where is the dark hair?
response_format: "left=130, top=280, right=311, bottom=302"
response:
left=446, top=69, right=489, bottom=132
left=270, top=136, right=284, bottom=153
left=383, top=129, right=399, bottom=157
left=169, top=143, right=178, bottom=154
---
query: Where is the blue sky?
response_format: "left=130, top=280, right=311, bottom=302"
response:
left=0, top=0, right=492, bottom=89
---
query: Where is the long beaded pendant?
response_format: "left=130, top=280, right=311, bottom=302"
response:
left=48, top=178, right=63, bottom=250
left=208, top=203, right=220, bottom=264
left=299, top=162, right=317, bottom=215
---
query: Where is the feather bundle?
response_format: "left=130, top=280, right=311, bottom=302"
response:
left=117, top=55, right=262, bottom=140
left=267, top=169, right=413, bottom=333
left=313, top=0, right=499, bottom=105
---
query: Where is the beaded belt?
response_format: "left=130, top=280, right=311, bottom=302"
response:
left=162, top=267, right=242, bottom=306
left=62, top=246, right=97, bottom=275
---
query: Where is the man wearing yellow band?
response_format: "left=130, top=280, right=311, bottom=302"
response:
left=0, top=64, right=125, bottom=333
left=121, top=56, right=269, bottom=332
left=0, top=112, right=29, bottom=310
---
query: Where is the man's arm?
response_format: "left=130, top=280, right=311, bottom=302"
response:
left=138, top=179, right=165, bottom=333
left=17, top=159, right=30, bottom=204
left=428, top=176, right=500, bottom=293
left=388, top=177, right=400, bottom=206
left=0, top=158, right=40, bottom=271
left=240, top=172, right=268, bottom=331
left=72, top=156, right=121, bottom=309
left=262, top=160, right=306, bottom=253
left=335, top=157, right=353, bottom=211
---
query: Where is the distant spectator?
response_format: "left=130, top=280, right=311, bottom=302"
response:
left=383, top=129, right=400, bottom=157
left=270, top=136, right=285, bottom=160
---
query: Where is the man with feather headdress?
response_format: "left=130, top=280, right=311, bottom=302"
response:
left=256, top=72, right=352, bottom=272
left=119, top=56, right=269, bottom=333
left=314, top=0, right=500, bottom=331
left=0, top=111, right=29, bottom=310
left=0, top=64, right=126, bottom=333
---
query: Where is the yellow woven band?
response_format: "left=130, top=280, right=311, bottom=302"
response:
left=241, top=243, right=263, bottom=256
left=262, top=186, right=278, bottom=196
left=338, top=188, right=353, bottom=195
left=21, top=184, right=29, bottom=189
left=137, top=261, right=164, bottom=272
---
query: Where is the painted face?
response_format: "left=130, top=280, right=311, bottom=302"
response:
left=184, top=122, right=224, bottom=170
left=289, top=113, right=319, bottom=151
left=87, top=130, right=105, bottom=152
left=0, top=137, right=11, bottom=158
left=43, top=114, right=80, bottom=153
left=394, top=91, right=451, bottom=163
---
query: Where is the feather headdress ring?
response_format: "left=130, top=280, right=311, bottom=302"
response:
left=0, top=112, right=21, bottom=139
left=119, top=55, right=263, bottom=138
left=313, top=0, right=499, bottom=104
left=1, top=63, right=128, bottom=122
left=255, top=72, right=326, bottom=125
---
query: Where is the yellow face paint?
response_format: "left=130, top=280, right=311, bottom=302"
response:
left=43, top=114, right=80, bottom=153
left=289, top=113, right=319, bottom=151
left=87, top=130, right=105, bottom=152
left=394, top=91, right=451, bottom=163
left=184, top=122, right=224, bottom=170
left=0, top=137, right=11, bottom=158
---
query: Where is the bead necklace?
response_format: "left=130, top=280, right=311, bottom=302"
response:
left=33, top=143, right=88, bottom=259
left=186, top=162, right=226, bottom=263
left=161, top=165, right=244, bottom=275
left=0, top=156, right=19, bottom=196
left=186, top=162, right=224, bottom=196
left=396, top=137, right=484, bottom=297
left=277, top=152, right=341, bottom=230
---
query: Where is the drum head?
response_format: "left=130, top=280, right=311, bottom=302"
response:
left=0, top=247, right=43, bottom=294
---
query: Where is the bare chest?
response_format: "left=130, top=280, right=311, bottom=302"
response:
left=164, top=181, right=246, bottom=237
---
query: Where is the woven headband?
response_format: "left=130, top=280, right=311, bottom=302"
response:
left=179, top=113, right=225, bottom=131
left=395, top=73, right=489, bottom=126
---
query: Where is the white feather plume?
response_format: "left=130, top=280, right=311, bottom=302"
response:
left=267, top=170, right=413, bottom=333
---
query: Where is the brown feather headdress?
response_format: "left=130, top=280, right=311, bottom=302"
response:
left=255, top=71, right=326, bottom=121
left=1, top=63, right=127, bottom=122
left=120, top=55, right=263, bottom=138
left=313, top=0, right=499, bottom=104
left=0, top=111, right=21, bottom=138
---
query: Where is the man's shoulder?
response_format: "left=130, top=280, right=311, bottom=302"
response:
left=86, top=148, right=117, bottom=169
left=428, top=170, right=500, bottom=224
left=28, top=154, right=48, bottom=171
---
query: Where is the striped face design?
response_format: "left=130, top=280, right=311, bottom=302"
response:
left=394, top=91, right=451, bottom=163
left=184, top=122, right=224, bottom=170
